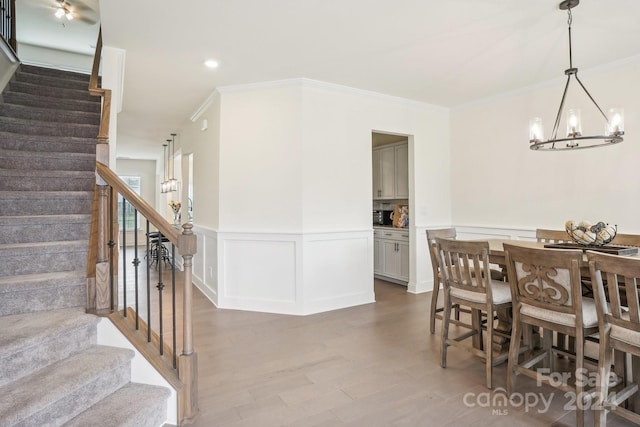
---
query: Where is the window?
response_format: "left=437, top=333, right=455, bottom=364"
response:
left=118, top=175, right=141, bottom=230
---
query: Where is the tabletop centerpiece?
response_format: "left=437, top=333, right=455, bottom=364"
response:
left=565, top=220, right=617, bottom=246
left=169, top=200, right=181, bottom=225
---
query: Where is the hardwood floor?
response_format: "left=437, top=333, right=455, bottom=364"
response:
left=119, top=250, right=632, bottom=426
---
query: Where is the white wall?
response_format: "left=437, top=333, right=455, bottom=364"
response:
left=17, top=43, right=93, bottom=73
left=451, top=59, right=640, bottom=233
left=181, top=79, right=451, bottom=314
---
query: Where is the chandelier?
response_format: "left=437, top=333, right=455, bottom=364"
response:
left=167, top=133, right=178, bottom=192
left=529, top=0, right=624, bottom=151
left=160, top=142, right=169, bottom=193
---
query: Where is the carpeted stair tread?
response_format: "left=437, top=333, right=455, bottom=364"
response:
left=0, top=103, right=100, bottom=125
left=0, top=308, right=98, bottom=387
left=0, top=214, right=90, bottom=225
left=0, top=147, right=96, bottom=171
left=0, top=240, right=89, bottom=276
left=0, top=239, right=88, bottom=251
left=0, top=116, right=99, bottom=138
left=0, top=270, right=85, bottom=292
left=13, top=69, right=90, bottom=91
left=0, top=191, right=93, bottom=215
left=0, top=345, right=134, bottom=426
left=0, top=131, right=96, bottom=154
left=0, top=90, right=101, bottom=113
left=0, top=270, right=86, bottom=317
left=65, top=382, right=171, bottom=427
left=19, top=64, right=92, bottom=82
left=0, top=308, right=96, bottom=359
left=4, top=80, right=95, bottom=102
left=0, top=169, right=95, bottom=191
left=0, top=214, right=91, bottom=244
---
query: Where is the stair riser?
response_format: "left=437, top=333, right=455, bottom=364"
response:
left=0, top=154, right=95, bottom=172
left=1, top=91, right=101, bottom=114
left=5, top=81, right=94, bottom=102
left=0, top=195, right=92, bottom=216
left=0, top=118, right=98, bottom=138
left=0, top=320, right=96, bottom=387
left=0, top=134, right=96, bottom=154
left=18, top=359, right=131, bottom=427
left=0, top=249, right=88, bottom=276
left=0, top=175, right=95, bottom=191
left=0, top=104, right=100, bottom=126
left=0, top=221, right=90, bottom=244
left=14, top=71, right=89, bottom=91
left=0, top=284, right=85, bottom=317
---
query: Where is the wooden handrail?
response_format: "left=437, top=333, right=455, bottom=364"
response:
left=96, top=162, right=180, bottom=245
left=88, top=28, right=111, bottom=145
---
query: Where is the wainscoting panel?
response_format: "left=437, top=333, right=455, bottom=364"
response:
left=191, top=225, right=218, bottom=306
left=302, top=231, right=375, bottom=314
left=223, top=238, right=298, bottom=302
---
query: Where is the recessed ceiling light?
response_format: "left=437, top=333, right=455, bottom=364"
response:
left=204, top=59, right=219, bottom=69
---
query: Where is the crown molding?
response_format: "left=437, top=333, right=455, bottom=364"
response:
left=190, top=78, right=449, bottom=120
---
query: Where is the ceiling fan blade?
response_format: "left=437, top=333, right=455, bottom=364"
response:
left=75, top=14, right=98, bottom=25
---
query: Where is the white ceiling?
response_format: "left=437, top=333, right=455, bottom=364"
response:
left=14, top=0, right=640, bottom=157
left=16, top=0, right=99, bottom=55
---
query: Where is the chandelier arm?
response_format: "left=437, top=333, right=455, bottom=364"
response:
left=551, top=75, right=573, bottom=142
left=567, top=9, right=573, bottom=69
left=573, top=73, right=611, bottom=123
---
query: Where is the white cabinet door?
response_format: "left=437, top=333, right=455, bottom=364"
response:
left=378, top=146, right=395, bottom=199
left=394, top=143, right=409, bottom=199
left=372, top=149, right=381, bottom=199
left=373, top=238, right=382, bottom=274
left=381, top=240, right=400, bottom=277
left=398, top=241, right=410, bottom=281
left=372, top=142, right=408, bottom=200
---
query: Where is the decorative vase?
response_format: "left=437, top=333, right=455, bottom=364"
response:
left=173, top=210, right=181, bottom=225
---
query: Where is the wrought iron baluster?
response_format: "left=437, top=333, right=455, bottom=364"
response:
left=171, top=243, right=177, bottom=368
left=108, top=187, right=115, bottom=311
left=122, top=198, right=127, bottom=316
left=146, top=221, right=152, bottom=343
left=157, top=234, right=164, bottom=355
left=133, top=207, right=140, bottom=329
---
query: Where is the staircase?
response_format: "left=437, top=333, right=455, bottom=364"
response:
left=0, top=65, right=170, bottom=426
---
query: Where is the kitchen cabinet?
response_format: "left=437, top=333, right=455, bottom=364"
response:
left=372, top=142, right=408, bottom=200
left=374, top=227, right=409, bottom=284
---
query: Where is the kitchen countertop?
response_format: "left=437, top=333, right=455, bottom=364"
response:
left=373, top=225, right=408, bottom=230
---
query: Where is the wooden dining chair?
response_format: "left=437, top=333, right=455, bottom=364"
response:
left=611, top=232, right=640, bottom=247
left=588, top=251, right=640, bottom=427
left=537, top=228, right=581, bottom=352
left=535, top=228, right=571, bottom=244
left=504, top=244, right=599, bottom=427
left=436, top=237, right=512, bottom=389
left=426, top=228, right=459, bottom=334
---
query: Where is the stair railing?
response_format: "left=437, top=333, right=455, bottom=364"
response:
left=87, top=29, right=198, bottom=425
left=0, top=0, right=16, bottom=52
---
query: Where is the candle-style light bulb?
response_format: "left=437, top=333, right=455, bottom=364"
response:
left=566, top=109, right=582, bottom=138
left=607, top=108, right=625, bottom=136
left=529, top=117, right=544, bottom=143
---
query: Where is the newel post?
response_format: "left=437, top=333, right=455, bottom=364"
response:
left=95, top=138, right=111, bottom=311
left=178, top=222, right=198, bottom=422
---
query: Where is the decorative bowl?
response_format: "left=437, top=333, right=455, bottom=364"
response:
left=565, top=220, right=617, bottom=246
